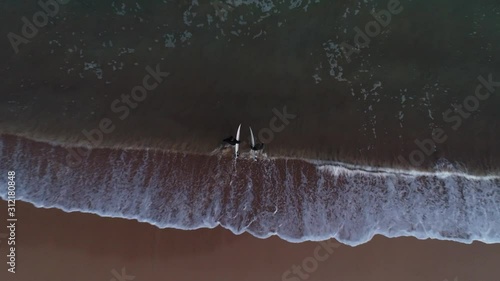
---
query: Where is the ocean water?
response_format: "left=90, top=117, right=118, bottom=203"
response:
left=1, top=0, right=499, bottom=170
left=1, top=135, right=499, bottom=246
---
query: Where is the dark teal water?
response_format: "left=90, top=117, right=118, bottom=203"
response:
left=1, top=0, right=499, bottom=172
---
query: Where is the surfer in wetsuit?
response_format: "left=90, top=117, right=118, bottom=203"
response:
left=251, top=142, right=264, bottom=151
left=221, top=124, right=242, bottom=158
left=223, top=136, right=240, bottom=146
left=249, top=126, right=264, bottom=160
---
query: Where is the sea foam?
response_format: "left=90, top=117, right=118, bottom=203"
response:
left=0, top=134, right=499, bottom=246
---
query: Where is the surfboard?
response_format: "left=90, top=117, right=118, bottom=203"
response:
left=249, top=126, right=256, bottom=148
left=249, top=126, right=257, bottom=160
left=235, top=124, right=241, bottom=157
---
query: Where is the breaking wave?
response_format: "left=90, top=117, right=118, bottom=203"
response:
left=0, top=134, right=499, bottom=246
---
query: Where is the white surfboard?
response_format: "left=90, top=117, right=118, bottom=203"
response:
left=249, top=126, right=256, bottom=148
left=235, top=124, right=241, bottom=157
left=249, top=126, right=256, bottom=160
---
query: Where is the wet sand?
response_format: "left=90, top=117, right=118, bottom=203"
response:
left=1, top=200, right=500, bottom=281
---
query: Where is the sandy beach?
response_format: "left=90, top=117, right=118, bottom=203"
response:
left=1, top=200, right=500, bottom=281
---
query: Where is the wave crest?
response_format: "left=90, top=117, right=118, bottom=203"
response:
left=0, top=134, right=499, bottom=246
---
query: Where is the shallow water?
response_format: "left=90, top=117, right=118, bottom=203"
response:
left=1, top=135, right=499, bottom=246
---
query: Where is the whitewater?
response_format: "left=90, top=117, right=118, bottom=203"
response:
left=0, top=134, right=499, bottom=246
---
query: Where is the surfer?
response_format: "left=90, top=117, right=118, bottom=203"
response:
left=222, top=124, right=241, bottom=158
left=251, top=142, right=264, bottom=151
left=222, top=136, right=239, bottom=146
left=249, top=126, right=264, bottom=160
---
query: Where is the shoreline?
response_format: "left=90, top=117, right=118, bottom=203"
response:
left=3, top=132, right=500, bottom=177
left=1, top=133, right=499, bottom=246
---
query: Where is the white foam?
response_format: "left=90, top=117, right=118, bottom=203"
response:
left=1, top=136, right=499, bottom=246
